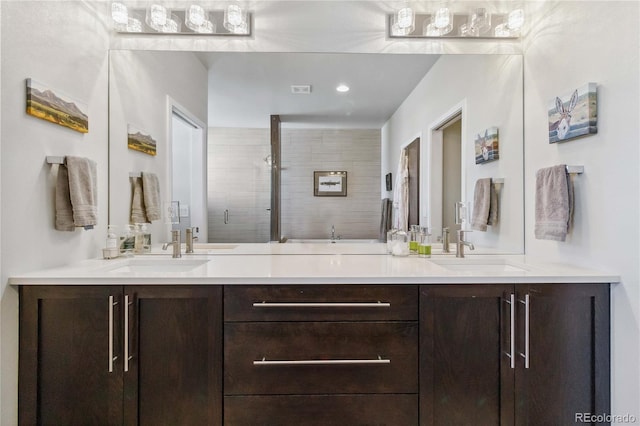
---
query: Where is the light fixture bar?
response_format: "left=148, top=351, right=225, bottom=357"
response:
left=113, top=7, right=251, bottom=36
left=388, top=12, right=520, bottom=39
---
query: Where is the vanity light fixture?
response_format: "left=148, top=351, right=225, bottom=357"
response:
left=336, top=84, right=350, bottom=93
left=185, top=4, right=215, bottom=34
left=145, top=4, right=169, bottom=32
left=224, top=4, right=249, bottom=34
left=468, top=8, right=491, bottom=36
left=110, top=2, right=251, bottom=36
left=390, top=5, right=415, bottom=36
left=494, top=8, right=524, bottom=37
left=389, top=6, right=524, bottom=39
left=111, top=2, right=128, bottom=25
left=433, top=4, right=453, bottom=35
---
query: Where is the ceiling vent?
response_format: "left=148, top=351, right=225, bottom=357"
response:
left=291, top=85, right=312, bottom=94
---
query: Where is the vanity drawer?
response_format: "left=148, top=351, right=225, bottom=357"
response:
left=224, top=321, right=418, bottom=395
left=224, top=394, right=419, bottom=426
left=224, top=285, right=418, bottom=321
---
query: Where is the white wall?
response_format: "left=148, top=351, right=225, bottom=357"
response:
left=109, top=50, right=208, bottom=242
left=523, top=1, right=640, bottom=421
left=0, top=1, right=110, bottom=423
left=382, top=55, right=524, bottom=253
left=2, top=1, right=638, bottom=424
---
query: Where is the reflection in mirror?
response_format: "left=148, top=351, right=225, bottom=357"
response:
left=109, top=51, right=523, bottom=253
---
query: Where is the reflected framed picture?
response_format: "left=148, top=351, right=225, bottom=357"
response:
left=474, top=127, right=499, bottom=164
left=314, top=171, right=347, bottom=197
left=128, top=124, right=157, bottom=156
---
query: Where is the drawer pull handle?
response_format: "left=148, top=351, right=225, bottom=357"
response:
left=254, top=356, right=390, bottom=366
left=503, top=294, right=515, bottom=369
left=518, top=294, right=530, bottom=369
left=252, top=302, right=391, bottom=308
left=108, top=296, right=118, bottom=373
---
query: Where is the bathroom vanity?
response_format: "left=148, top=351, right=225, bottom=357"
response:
left=11, top=248, right=616, bottom=426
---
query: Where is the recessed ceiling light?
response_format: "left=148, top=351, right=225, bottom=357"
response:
left=336, top=84, right=350, bottom=93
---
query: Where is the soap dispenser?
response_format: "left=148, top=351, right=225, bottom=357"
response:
left=102, top=225, right=120, bottom=259
left=106, top=225, right=118, bottom=249
left=120, top=225, right=135, bottom=257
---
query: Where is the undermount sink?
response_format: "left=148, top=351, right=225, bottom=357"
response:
left=106, top=258, right=209, bottom=273
left=429, top=258, right=529, bottom=273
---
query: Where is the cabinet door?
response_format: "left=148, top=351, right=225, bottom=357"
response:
left=123, top=286, right=222, bottom=426
left=420, top=285, right=515, bottom=426
left=19, top=285, right=123, bottom=426
left=515, top=284, right=610, bottom=426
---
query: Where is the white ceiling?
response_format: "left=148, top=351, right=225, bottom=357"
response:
left=196, top=52, right=440, bottom=129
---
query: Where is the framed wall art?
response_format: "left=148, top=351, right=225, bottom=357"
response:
left=314, top=171, right=347, bottom=197
left=26, top=78, right=89, bottom=133
left=548, top=82, right=597, bottom=143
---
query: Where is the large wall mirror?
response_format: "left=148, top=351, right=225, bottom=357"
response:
left=108, top=50, right=523, bottom=253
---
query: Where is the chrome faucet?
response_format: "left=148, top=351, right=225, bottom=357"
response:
left=162, top=230, right=182, bottom=258
left=442, top=227, right=451, bottom=254
left=186, top=227, right=198, bottom=254
left=456, top=230, right=475, bottom=258
left=330, top=225, right=340, bottom=242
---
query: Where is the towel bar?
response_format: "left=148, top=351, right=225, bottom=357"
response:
left=492, top=178, right=504, bottom=184
left=46, top=156, right=65, bottom=165
left=566, top=165, right=584, bottom=174
left=129, top=172, right=142, bottom=178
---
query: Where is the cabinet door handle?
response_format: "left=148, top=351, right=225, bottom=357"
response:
left=252, top=302, right=391, bottom=308
left=124, top=294, right=133, bottom=372
left=224, top=209, right=229, bottom=224
left=518, top=294, right=530, bottom=369
left=108, top=296, right=118, bottom=373
left=253, top=357, right=390, bottom=366
left=504, top=294, right=515, bottom=369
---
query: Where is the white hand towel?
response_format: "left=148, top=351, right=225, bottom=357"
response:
left=55, top=164, right=75, bottom=231
left=535, top=165, right=573, bottom=241
left=142, top=172, right=161, bottom=222
left=471, top=178, right=492, bottom=231
left=66, top=156, right=97, bottom=229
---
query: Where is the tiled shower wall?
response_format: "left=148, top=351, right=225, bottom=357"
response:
left=281, top=129, right=381, bottom=240
left=208, top=127, right=381, bottom=242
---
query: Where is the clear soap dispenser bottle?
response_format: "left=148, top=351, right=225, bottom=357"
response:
left=120, top=225, right=135, bottom=257
left=106, top=225, right=118, bottom=249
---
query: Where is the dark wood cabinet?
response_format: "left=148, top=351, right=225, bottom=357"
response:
left=19, top=285, right=222, bottom=426
left=514, top=284, right=610, bottom=426
left=420, top=283, right=610, bottom=426
left=19, top=282, right=609, bottom=426
left=19, top=286, right=123, bottom=426
left=420, top=285, right=514, bottom=426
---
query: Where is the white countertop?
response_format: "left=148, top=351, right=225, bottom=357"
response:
left=9, top=243, right=620, bottom=285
